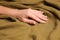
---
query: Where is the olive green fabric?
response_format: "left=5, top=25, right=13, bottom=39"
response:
left=0, top=0, right=60, bottom=40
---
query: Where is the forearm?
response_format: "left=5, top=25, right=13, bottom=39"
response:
left=0, top=6, right=19, bottom=17
left=0, top=6, right=11, bottom=14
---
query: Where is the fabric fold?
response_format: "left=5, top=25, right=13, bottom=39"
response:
left=45, top=0, right=60, bottom=10
left=0, top=1, right=28, bottom=9
left=33, top=1, right=60, bottom=20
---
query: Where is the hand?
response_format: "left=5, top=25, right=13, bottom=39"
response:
left=8, top=8, right=48, bottom=25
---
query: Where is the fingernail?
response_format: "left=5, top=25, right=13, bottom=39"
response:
left=46, top=19, right=48, bottom=20
left=42, top=21, right=46, bottom=23
left=44, top=18, right=48, bottom=21
left=33, top=22, right=36, bottom=24
left=44, top=16, right=48, bottom=20
left=45, top=16, right=47, bottom=17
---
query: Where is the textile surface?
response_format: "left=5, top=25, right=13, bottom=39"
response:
left=0, top=0, right=60, bottom=40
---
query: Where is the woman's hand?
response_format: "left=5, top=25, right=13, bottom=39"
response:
left=0, top=6, right=47, bottom=24
left=10, top=8, right=48, bottom=24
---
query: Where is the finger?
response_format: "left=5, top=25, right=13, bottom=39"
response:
left=34, top=12, right=48, bottom=21
left=21, top=18, right=36, bottom=24
left=30, top=10, right=47, bottom=21
left=36, top=15, right=48, bottom=21
left=39, top=11, right=44, bottom=14
left=29, top=15, right=46, bottom=23
left=32, top=9, right=44, bottom=14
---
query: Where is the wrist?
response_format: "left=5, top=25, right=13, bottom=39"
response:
left=4, top=7, right=20, bottom=18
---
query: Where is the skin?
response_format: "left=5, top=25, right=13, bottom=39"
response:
left=0, top=6, right=48, bottom=25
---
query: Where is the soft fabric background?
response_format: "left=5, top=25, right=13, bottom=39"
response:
left=0, top=0, right=60, bottom=40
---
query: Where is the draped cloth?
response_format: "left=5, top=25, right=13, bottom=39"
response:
left=0, top=0, right=60, bottom=40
